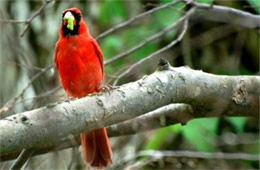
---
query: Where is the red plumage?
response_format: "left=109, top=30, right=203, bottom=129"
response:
left=54, top=8, right=112, bottom=167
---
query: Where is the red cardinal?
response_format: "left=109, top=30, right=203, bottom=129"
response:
left=54, top=8, right=112, bottom=167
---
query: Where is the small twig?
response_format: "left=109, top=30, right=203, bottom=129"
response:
left=243, top=5, right=260, bottom=9
left=0, top=0, right=52, bottom=37
left=95, top=0, right=181, bottom=40
left=105, top=74, right=119, bottom=79
left=124, top=157, right=153, bottom=170
left=0, top=64, right=54, bottom=116
left=137, top=150, right=260, bottom=161
left=173, top=0, right=194, bottom=12
left=20, top=0, right=52, bottom=37
left=9, top=149, right=34, bottom=170
left=183, top=0, right=260, bottom=28
left=104, top=64, right=131, bottom=85
left=13, top=85, right=62, bottom=106
left=124, top=150, right=260, bottom=169
left=0, top=60, right=46, bottom=71
left=104, top=7, right=192, bottom=66
left=103, top=0, right=193, bottom=66
left=214, top=133, right=259, bottom=146
left=113, top=8, right=194, bottom=85
left=0, top=0, right=52, bottom=36
left=0, top=20, right=29, bottom=24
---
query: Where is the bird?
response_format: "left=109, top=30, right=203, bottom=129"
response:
left=54, top=7, right=112, bottom=167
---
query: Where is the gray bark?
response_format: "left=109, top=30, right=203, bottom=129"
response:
left=0, top=63, right=259, bottom=158
left=186, top=0, right=260, bottom=29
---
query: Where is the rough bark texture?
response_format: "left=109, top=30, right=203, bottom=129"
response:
left=0, top=63, right=259, bottom=160
left=0, top=104, right=190, bottom=161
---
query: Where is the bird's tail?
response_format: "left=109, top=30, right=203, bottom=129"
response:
left=80, top=128, right=112, bottom=167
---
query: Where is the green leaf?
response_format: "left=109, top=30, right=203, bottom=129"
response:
left=197, top=0, right=214, bottom=4
left=154, top=3, right=183, bottom=28
left=101, top=35, right=122, bottom=59
left=226, top=117, right=248, bottom=133
left=144, top=127, right=172, bottom=150
left=99, top=0, right=127, bottom=25
left=169, top=123, right=183, bottom=133
left=144, top=124, right=182, bottom=150
left=130, top=43, right=158, bottom=61
left=119, top=26, right=159, bottom=61
left=246, top=0, right=260, bottom=14
left=121, top=27, right=149, bottom=48
left=183, top=118, right=218, bottom=152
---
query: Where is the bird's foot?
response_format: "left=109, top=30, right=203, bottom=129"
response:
left=101, top=85, right=119, bottom=95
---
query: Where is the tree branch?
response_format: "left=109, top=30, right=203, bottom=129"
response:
left=0, top=62, right=259, bottom=160
left=113, top=15, right=191, bottom=85
left=0, top=0, right=52, bottom=36
left=107, top=104, right=192, bottom=136
left=136, top=150, right=260, bottom=161
left=0, top=104, right=191, bottom=161
left=123, top=150, right=260, bottom=169
left=0, top=64, right=54, bottom=116
left=185, top=0, right=260, bottom=28
left=95, top=0, right=181, bottom=40
left=9, top=149, right=34, bottom=170
left=104, top=7, right=195, bottom=66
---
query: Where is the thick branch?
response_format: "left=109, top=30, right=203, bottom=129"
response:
left=0, top=101, right=257, bottom=162
left=108, top=104, right=192, bottom=136
left=0, top=63, right=259, bottom=158
left=0, top=104, right=191, bottom=161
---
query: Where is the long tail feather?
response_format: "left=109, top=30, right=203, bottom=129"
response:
left=80, top=128, right=112, bottom=167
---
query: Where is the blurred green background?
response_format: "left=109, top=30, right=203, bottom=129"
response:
left=0, top=0, right=259, bottom=169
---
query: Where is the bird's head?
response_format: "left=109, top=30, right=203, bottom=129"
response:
left=61, top=8, right=87, bottom=37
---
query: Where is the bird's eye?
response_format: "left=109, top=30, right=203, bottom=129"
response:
left=75, top=13, right=81, bottom=20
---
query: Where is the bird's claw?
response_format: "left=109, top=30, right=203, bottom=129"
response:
left=101, top=85, right=118, bottom=95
